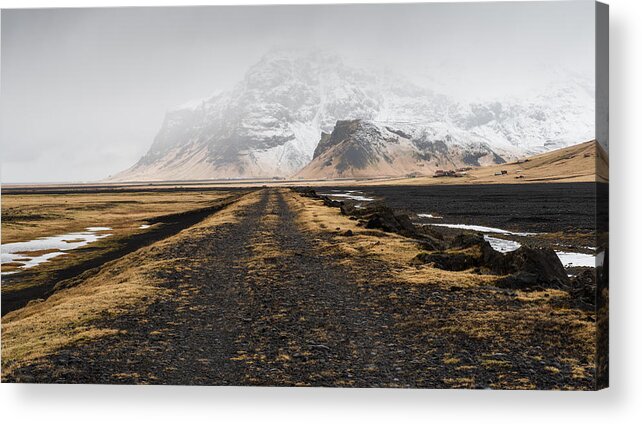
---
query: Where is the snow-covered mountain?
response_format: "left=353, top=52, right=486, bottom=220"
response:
left=110, top=49, right=594, bottom=181
left=296, top=119, right=505, bottom=179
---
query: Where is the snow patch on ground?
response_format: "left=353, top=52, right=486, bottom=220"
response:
left=554, top=251, right=596, bottom=268
left=484, top=235, right=522, bottom=253
left=318, top=192, right=375, bottom=202
left=1, top=227, right=112, bottom=275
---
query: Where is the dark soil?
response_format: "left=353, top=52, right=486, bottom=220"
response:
left=319, top=183, right=597, bottom=233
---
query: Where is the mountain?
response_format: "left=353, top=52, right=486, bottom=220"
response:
left=109, top=49, right=594, bottom=182
left=447, top=76, right=595, bottom=155
left=295, top=120, right=505, bottom=179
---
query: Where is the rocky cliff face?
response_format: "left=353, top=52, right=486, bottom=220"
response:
left=296, top=119, right=505, bottom=179
left=109, top=49, right=594, bottom=181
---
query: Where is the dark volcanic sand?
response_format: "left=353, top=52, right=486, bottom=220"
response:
left=319, top=183, right=597, bottom=234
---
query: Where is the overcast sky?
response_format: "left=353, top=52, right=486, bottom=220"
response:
left=1, top=1, right=595, bottom=183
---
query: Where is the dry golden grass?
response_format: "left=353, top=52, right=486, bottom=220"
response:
left=1, top=253, right=171, bottom=375
left=1, top=190, right=232, bottom=244
left=2, top=189, right=597, bottom=387
left=184, top=190, right=261, bottom=231
left=360, top=140, right=605, bottom=187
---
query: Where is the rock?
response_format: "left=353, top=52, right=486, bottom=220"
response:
left=343, top=229, right=354, bottom=237
left=321, top=197, right=343, bottom=208
left=416, top=238, right=443, bottom=251
left=364, top=206, right=415, bottom=234
left=449, top=232, right=485, bottom=249
left=568, top=269, right=597, bottom=307
left=340, top=202, right=360, bottom=216
left=411, top=252, right=478, bottom=271
left=296, top=188, right=318, bottom=198
left=482, top=243, right=570, bottom=288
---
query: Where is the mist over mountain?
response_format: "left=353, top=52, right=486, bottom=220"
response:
left=110, top=49, right=594, bottom=181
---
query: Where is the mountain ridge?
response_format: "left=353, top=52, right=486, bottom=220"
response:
left=108, top=49, right=594, bottom=182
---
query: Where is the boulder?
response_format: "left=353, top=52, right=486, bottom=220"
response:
left=296, top=188, right=319, bottom=198
left=482, top=243, right=569, bottom=288
left=450, top=232, right=485, bottom=249
left=321, top=197, right=343, bottom=208
left=362, top=205, right=417, bottom=235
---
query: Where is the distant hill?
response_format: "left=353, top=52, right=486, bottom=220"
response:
left=369, top=140, right=607, bottom=186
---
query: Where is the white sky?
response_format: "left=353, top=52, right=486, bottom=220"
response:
left=1, top=1, right=595, bottom=182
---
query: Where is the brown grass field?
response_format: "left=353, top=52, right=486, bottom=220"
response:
left=1, top=190, right=234, bottom=244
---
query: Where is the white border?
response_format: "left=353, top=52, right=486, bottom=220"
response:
left=1, top=0, right=641, bottom=422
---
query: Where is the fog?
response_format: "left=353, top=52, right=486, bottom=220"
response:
left=1, top=2, right=595, bottom=183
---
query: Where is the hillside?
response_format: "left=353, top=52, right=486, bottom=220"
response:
left=366, top=140, right=607, bottom=186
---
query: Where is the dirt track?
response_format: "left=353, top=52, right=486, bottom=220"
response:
left=4, top=189, right=596, bottom=389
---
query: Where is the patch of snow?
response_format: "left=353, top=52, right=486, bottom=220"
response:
left=417, top=213, right=443, bottom=219
left=86, top=227, right=112, bottom=232
left=484, top=235, right=521, bottom=253
left=1, top=227, right=112, bottom=275
left=318, top=192, right=375, bottom=202
left=555, top=251, right=596, bottom=268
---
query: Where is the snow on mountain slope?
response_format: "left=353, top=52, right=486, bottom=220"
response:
left=296, top=120, right=505, bottom=179
left=109, top=49, right=594, bottom=181
left=449, top=76, right=595, bottom=155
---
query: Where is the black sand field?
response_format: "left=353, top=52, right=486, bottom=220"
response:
left=321, top=183, right=597, bottom=234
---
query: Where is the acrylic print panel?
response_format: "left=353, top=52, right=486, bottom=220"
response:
left=0, top=1, right=608, bottom=390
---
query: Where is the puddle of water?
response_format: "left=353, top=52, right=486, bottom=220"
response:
left=318, top=192, right=375, bottom=202
left=484, top=235, right=521, bottom=253
left=139, top=224, right=151, bottom=229
left=426, top=223, right=536, bottom=237
left=555, top=251, right=596, bottom=268
left=1, top=227, right=112, bottom=275
left=417, top=213, right=443, bottom=219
